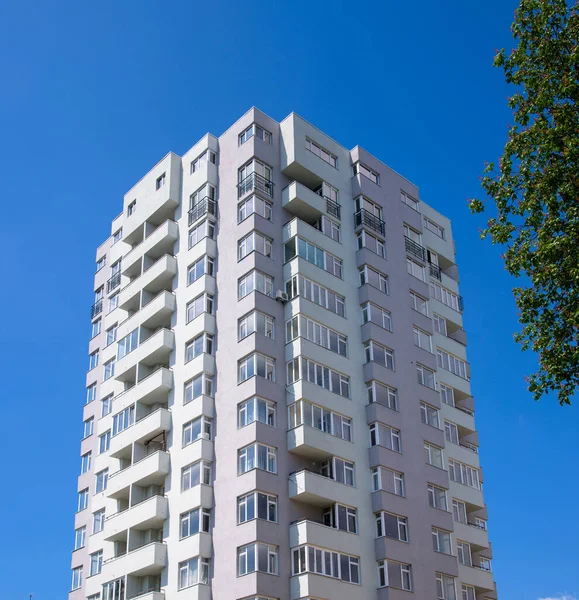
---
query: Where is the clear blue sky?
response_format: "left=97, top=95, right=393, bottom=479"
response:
left=0, top=1, right=576, bottom=599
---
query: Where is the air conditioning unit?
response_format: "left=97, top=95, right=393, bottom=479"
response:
left=275, top=290, right=289, bottom=303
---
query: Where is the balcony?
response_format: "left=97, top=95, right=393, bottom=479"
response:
left=282, top=181, right=341, bottom=222
left=91, top=299, right=103, bottom=319
left=288, top=425, right=353, bottom=461
left=107, top=450, right=170, bottom=498
left=290, top=519, right=360, bottom=556
left=113, top=368, right=172, bottom=416
left=188, top=197, right=217, bottom=226
left=291, top=572, right=358, bottom=600
left=115, top=328, right=174, bottom=383
left=127, top=591, right=165, bottom=600
left=237, top=172, right=274, bottom=198
left=453, top=520, right=489, bottom=550
left=458, top=563, right=495, bottom=592
left=103, top=541, right=166, bottom=579
left=429, top=263, right=442, bottom=280
left=404, top=236, right=426, bottom=261
left=110, top=408, right=171, bottom=459
left=116, top=291, right=176, bottom=342
left=123, top=220, right=179, bottom=279
left=354, top=208, right=385, bottom=235
left=104, top=495, right=168, bottom=541
left=289, top=470, right=358, bottom=507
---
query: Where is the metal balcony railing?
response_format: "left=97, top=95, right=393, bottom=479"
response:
left=405, top=236, right=426, bottom=261
left=188, top=197, right=217, bottom=226
left=325, top=197, right=341, bottom=220
left=237, top=172, right=274, bottom=198
left=353, top=208, right=385, bottom=235
left=429, top=263, right=442, bottom=280
left=458, top=295, right=465, bottom=312
left=91, top=299, right=103, bottom=319
left=107, top=271, right=122, bottom=293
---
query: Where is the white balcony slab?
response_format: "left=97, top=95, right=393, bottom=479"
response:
left=289, top=470, right=359, bottom=507
left=290, top=519, right=361, bottom=556
left=102, top=541, right=166, bottom=579
left=107, top=451, right=170, bottom=498
left=110, top=408, right=171, bottom=458
left=287, top=425, right=354, bottom=461
left=104, top=495, right=168, bottom=540
left=123, top=220, right=178, bottom=278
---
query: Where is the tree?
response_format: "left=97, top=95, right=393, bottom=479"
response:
left=469, top=0, right=579, bottom=405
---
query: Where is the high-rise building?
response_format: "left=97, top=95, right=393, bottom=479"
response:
left=70, top=108, right=498, bottom=600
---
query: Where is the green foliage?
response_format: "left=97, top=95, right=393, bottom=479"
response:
left=470, top=0, right=579, bottom=405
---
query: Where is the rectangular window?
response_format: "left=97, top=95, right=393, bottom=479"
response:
left=238, top=195, right=273, bottom=223
left=357, top=230, right=385, bottom=257
left=448, top=459, right=481, bottom=489
left=184, top=373, right=214, bottom=403
left=178, top=556, right=210, bottom=589
left=285, top=315, right=347, bottom=356
left=288, top=400, right=352, bottom=442
left=106, top=324, right=117, bottom=346
left=413, top=326, right=432, bottom=352
left=112, top=228, right=122, bottom=244
left=430, top=281, right=462, bottom=312
left=372, top=467, right=405, bottom=496
left=190, top=149, right=216, bottom=173
left=432, top=528, right=452, bottom=554
left=286, top=356, right=350, bottom=398
left=108, top=292, right=119, bottom=313
left=238, top=353, right=275, bottom=382
left=362, top=302, right=393, bottom=332
left=370, top=423, right=401, bottom=452
left=238, top=543, right=279, bottom=576
left=437, top=349, right=469, bottom=379
left=112, top=405, right=135, bottom=436
left=188, top=256, right=215, bottom=285
left=457, top=541, right=472, bottom=567
left=156, top=173, right=165, bottom=190
left=103, top=358, right=115, bottom=380
left=189, top=184, right=216, bottom=224
left=101, top=394, right=113, bottom=416
left=444, top=420, right=460, bottom=444
left=291, top=545, right=359, bottom=583
left=238, top=397, right=276, bottom=428
left=90, top=550, right=103, bottom=576
left=323, top=504, right=358, bottom=533
left=186, top=293, right=214, bottom=323
left=91, top=318, right=101, bottom=338
left=428, top=484, right=448, bottom=511
left=71, top=567, right=83, bottom=590
left=95, top=469, right=108, bottom=493
left=424, top=216, right=445, bottom=239
left=102, top=578, right=125, bottom=600
left=238, top=443, right=277, bottom=474
left=238, top=270, right=273, bottom=299
left=359, top=265, right=389, bottom=293
left=437, top=573, right=457, bottom=600
left=376, top=512, right=408, bottom=542
left=183, top=416, right=213, bottom=446
left=96, top=256, right=106, bottom=272
left=93, top=509, right=105, bottom=534
left=80, top=451, right=91, bottom=474
left=83, top=417, right=94, bottom=439
left=452, top=499, right=467, bottom=523
left=238, top=492, right=277, bottom=523
left=284, top=236, right=342, bottom=278
left=364, top=341, right=395, bottom=370
left=407, top=258, right=426, bottom=281
left=188, top=219, right=216, bottom=248
left=86, top=383, right=97, bottom=404
left=238, top=159, right=273, bottom=198
left=440, top=384, right=455, bottom=406
left=367, top=381, right=398, bottom=411
left=185, top=333, right=214, bottom=362
left=353, top=161, right=379, bottom=184
left=306, top=138, right=337, bottom=167
left=239, top=311, right=274, bottom=340
left=417, top=363, right=436, bottom=389
left=181, top=460, right=212, bottom=491
left=239, top=123, right=272, bottom=145
left=377, top=560, right=412, bottom=590
left=238, top=231, right=273, bottom=260
left=410, top=290, right=429, bottom=315
left=424, top=443, right=444, bottom=469
left=420, top=402, right=440, bottom=428
left=401, top=190, right=420, bottom=211
left=433, top=313, right=448, bottom=335
left=180, top=507, right=211, bottom=538
left=314, top=214, right=341, bottom=242
left=285, top=275, right=345, bottom=316
left=74, top=526, right=86, bottom=550
left=77, top=488, right=89, bottom=511
left=321, top=456, right=355, bottom=487
left=127, top=199, right=136, bottom=215
left=89, top=350, right=99, bottom=370
left=462, top=584, right=476, bottom=600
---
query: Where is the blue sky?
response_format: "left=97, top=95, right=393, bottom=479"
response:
left=0, top=1, right=577, bottom=598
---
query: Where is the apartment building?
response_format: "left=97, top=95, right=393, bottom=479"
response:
left=70, top=108, right=498, bottom=600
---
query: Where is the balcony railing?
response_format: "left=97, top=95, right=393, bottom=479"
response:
left=405, top=236, right=426, bottom=261
left=188, top=197, right=217, bottom=226
left=460, top=442, right=479, bottom=454
left=353, top=208, right=385, bottom=235
left=91, top=299, right=103, bottom=319
left=237, top=172, right=274, bottom=198
left=458, top=295, right=465, bottom=312
left=322, top=196, right=341, bottom=220
left=107, top=272, right=122, bottom=293
left=128, top=588, right=163, bottom=600
left=429, top=263, right=442, bottom=280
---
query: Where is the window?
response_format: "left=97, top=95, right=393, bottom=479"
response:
left=321, top=457, right=355, bottom=486
left=103, top=578, right=125, bottom=600
left=96, top=256, right=106, bottom=272
left=437, top=573, right=457, bottom=600
left=413, top=326, right=432, bottom=352
left=430, top=281, right=462, bottom=312
left=314, top=180, right=339, bottom=204
left=433, top=314, right=448, bottom=335
left=367, top=381, right=398, bottom=411
left=93, top=509, right=105, bottom=534
left=285, top=275, right=345, bottom=316
left=285, top=315, right=346, bottom=356
left=238, top=492, right=277, bottom=523
left=370, top=423, right=401, bottom=452
left=424, top=216, right=445, bottom=239
left=80, top=451, right=91, bottom=474
left=83, top=417, right=94, bottom=439
left=286, top=356, right=350, bottom=398
left=156, top=173, right=165, bottom=190
left=357, top=230, right=385, bottom=257
left=238, top=195, right=273, bottom=223
left=95, top=469, right=109, bottom=493
left=462, top=584, right=476, bottom=600
left=178, top=557, right=210, bottom=589
left=181, top=460, right=212, bottom=491
left=306, top=138, right=337, bottom=167
left=323, top=504, right=358, bottom=533
left=89, top=350, right=99, bottom=370
left=444, top=420, right=460, bottom=444
left=108, top=292, right=119, bottom=312
left=410, top=290, right=429, bottom=316
left=475, top=517, right=487, bottom=530
left=126, top=199, right=136, bottom=216
left=377, top=560, right=412, bottom=591
left=362, top=302, right=392, bottom=332
left=437, top=349, right=469, bottom=379
left=190, top=149, right=216, bottom=173
left=106, top=324, right=117, bottom=346
left=479, top=558, right=492, bottom=572
left=239, top=311, right=274, bottom=340
left=452, top=499, right=467, bottom=523
left=180, top=507, right=211, bottom=538
left=314, top=214, right=340, bottom=242
left=238, top=270, right=273, bottom=299
left=292, top=545, right=359, bottom=583
left=457, top=541, right=472, bottom=567
left=112, top=405, right=135, bottom=436
left=112, top=228, right=122, bottom=244
left=103, top=358, right=115, bottom=381
left=424, top=443, right=444, bottom=468
left=86, top=383, right=97, bottom=404
left=440, top=384, right=455, bottom=406
left=77, top=488, right=89, bottom=511
left=238, top=159, right=273, bottom=197
left=238, top=443, right=277, bottom=474
left=376, top=512, right=408, bottom=541
left=353, top=161, right=379, bottom=184
left=71, top=567, right=83, bottom=590
left=428, top=484, right=448, bottom=511
left=372, top=467, right=405, bottom=496
left=101, top=394, right=113, bottom=416
left=239, top=543, right=278, bottom=576
left=238, top=231, right=273, bottom=260
left=364, top=341, right=395, bottom=370
left=188, top=256, right=215, bottom=284
left=420, top=402, right=440, bottom=428
left=401, top=190, right=419, bottom=211
left=432, top=528, right=452, bottom=554
left=288, top=400, right=352, bottom=441
left=359, top=265, right=389, bottom=293
left=90, top=550, right=103, bottom=576
left=186, top=293, right=214, bottom=323
left=184, top=373, right=214, bottom=403
left=417, top=363, right=436, bottom=389
left=284, top=237, right=342, bottom=278
left=448, top=459, right=480, bottom=489
left=404, top=223, right=422, bottom=244
left=407, top=258, right=426, bottom=281
left=74, top=526, right=86, bottom=550
left=91, top=318, right=101, bottom=338
left=188, top=219, right=216, bottom=248
left=239, top=123, right=272, bottom=145
left=189, top=183, right=216, bottom=216
left=185, top=333, right=214, bottom=362
left=238, top=354, right=275, bottom=382
left=183, top=416, right=213, bottom=446
left=238, top=397, right=276, bottom=428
